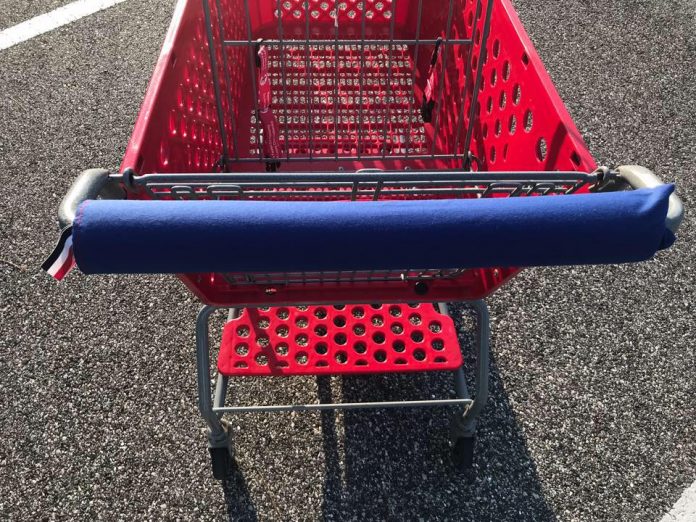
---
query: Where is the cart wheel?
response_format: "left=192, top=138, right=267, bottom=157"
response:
left=452, top=436, right=476, bottom=471
left=209, top=446, right=235, bottom=480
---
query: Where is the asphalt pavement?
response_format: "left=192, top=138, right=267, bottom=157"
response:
left=0, top=0, right=694, bottom=520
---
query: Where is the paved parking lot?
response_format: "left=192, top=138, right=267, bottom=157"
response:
left=0, top=0, right=694, bottom=520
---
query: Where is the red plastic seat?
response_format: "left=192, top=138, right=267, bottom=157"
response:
left=217, top=303, right=462, bottom=376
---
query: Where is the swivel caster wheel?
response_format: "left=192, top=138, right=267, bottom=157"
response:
left=209, top=446, right=235, bottom=480
left=451, top=436, right=476, bottom=471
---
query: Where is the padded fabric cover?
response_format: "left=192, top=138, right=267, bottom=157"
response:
left=72, top=185, right=675, bottom=274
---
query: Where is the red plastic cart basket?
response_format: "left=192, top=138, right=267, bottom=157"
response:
left=44, top=0, right=683, bottom=478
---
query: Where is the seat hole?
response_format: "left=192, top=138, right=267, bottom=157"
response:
left=411, top=331, right=424, bottom=343
left=536, top=137, right=547, bottom=161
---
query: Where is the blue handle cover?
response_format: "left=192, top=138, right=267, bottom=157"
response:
left=72, top=185, right=675, bottom=274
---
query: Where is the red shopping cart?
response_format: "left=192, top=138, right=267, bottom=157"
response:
left=44, top=0, right=683, bottom=479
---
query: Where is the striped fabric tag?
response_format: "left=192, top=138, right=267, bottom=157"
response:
left=42, top=227, right=76, bottom=281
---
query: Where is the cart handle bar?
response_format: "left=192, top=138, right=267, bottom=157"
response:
left=55, top=166, right=683, bottom=235
left=58, top=169, right=125, bottom=230
left=614, top=165, right=683, bottom=234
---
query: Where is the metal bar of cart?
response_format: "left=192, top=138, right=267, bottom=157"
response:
left=381, top=0, right=398, bottom=160
left=333, top=0, right=340, bottom=162
left=276, top=0, right=290, bottom=161
left=453, top=0, right=483, bottom=159
left=242, top=0, right=262, bottom=160
left=223, top=39, right=474, bottom=47
left=213, top=0, right=240, bottom=163
left=202, top=0, right=231, bottom=168
left=304, top=0, right=314, bottom=159
left=461, top=0, right=496, bottom=162
left=404, top=0, right=424, bottom=160
left=430, top=0, right=457, bottom=157
left=213, top=398, right=474, bottom=414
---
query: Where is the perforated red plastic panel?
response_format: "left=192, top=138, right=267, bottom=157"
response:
left=274, top=0, right=398, bottom=24
left=217, top=303, right=462, bottom=376
left=120, top=0, right=246, bottom=174
left=465, top=2, right=596, bottom=173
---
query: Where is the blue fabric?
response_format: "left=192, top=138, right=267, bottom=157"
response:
left=72, top=185, right=675, bottom=274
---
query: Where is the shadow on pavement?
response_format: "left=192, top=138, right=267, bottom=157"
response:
left=222, top=457, right=258, bottom=520
left=223, top=304, right=555, bottom=521
left=317, top=368, right=555, bottom=520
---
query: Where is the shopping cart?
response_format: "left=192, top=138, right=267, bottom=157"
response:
left=44, top=0, right=683, bottom=479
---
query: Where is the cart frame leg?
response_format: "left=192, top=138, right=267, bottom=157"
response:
left=196, top=305, right=229, bottom=449
left=450, top=299, right=490, bottom=438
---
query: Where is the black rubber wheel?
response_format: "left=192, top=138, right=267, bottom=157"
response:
left=210, top=446, right=235, bottom=480
left=452, top=436, right=476, bottom=471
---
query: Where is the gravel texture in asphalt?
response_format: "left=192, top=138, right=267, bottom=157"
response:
left=0, top=0, right=694, bottom=520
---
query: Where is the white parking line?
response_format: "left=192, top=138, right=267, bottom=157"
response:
left=0, top=0, right=128, bottom=51
left=661, top=481, right=696, bottom=522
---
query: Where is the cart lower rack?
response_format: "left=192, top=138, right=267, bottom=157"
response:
left=44, top=0, right=684, bottom=480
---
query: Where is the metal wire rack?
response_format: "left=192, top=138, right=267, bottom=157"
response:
left=221, top=268, right=466, bottom=286
left=125, top=169, right=601, bottom=200
left=201, top=0, right=496, bottom=169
